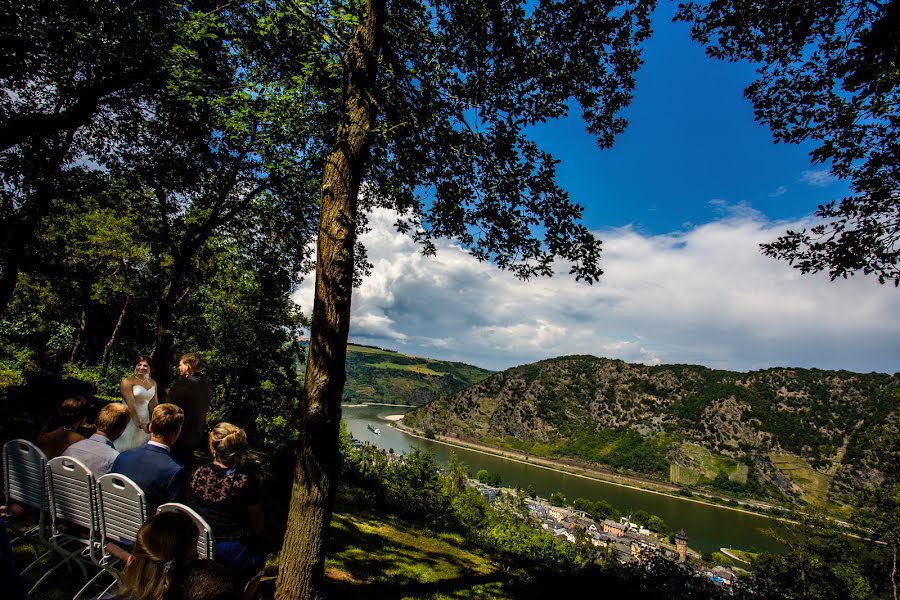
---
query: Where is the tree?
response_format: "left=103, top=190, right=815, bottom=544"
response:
left=646, top=514, right=666, bottom=533
left=856, top=476, right=900, bottom=600
left=548, top=491, right=567, bottom=507
left=276, top=1, right=656, bottom=598
left=750, top=513, right=873, bottom=600
left=675, top=1, right=899, bottom=285
left=0, top=0, right=180, bottom=314
left=444, top=452, right=469, bottom=496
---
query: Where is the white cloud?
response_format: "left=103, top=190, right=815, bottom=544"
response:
left=294, top=208, right=899, bottom=374
left=768, top=185, right=787, bottom=197
left=800, top=169, right=838, bottom=187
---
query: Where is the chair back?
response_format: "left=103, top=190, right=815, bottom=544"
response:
left=157, top=502, right=216, bottom=560
left=47, top=455, right=97, bottom=534
left=96, top=473, right=147, bottom=551
left=3, top=439, right=48, bottom=511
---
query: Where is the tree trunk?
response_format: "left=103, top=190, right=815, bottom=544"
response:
left=101, top=295, right=130, bottom=376
left=274, top=2, right=382, bottom=599
left=0, top=252, right=19, bottom=318
left=893, top=545, right=897, bottom=600
left=153, top=280, right=177, bottom=395
left=69, top=306, right=88, bottom=364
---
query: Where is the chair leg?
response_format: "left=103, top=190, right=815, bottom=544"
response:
left=28, top=539, right=93, bottom=595
left=72, top=566, right=114, bottom=600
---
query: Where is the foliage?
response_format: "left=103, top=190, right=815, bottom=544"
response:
left=548, top=491, right=566, bottom=507
left=475, top=469, right=502, bottom=487
left=572, top=497, right=619, bottom=521
left=676, top=1, right=899, bottom=285
left=0, top=1, right=317, bottom=445
left=747, top=513, right=877, bottom=600
left=334, top=343, right=492, bottom=406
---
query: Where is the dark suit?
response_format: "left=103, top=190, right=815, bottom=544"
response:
left=167, top=372, right=213, bottom=465
left=110, top=443, right=184, bottom=511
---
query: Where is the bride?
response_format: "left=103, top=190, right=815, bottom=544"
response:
left=116, top=355, right=158, bottom=451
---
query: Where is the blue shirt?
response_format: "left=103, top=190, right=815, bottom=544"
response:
left=62, top=433, right=119, bottom=477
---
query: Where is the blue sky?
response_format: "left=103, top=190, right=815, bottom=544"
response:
left=296, top=7, right=897, bottom=375
left=530, top=3, right=850, bottom=234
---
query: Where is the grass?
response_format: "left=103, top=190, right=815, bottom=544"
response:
left=323, top=505, right=509, bottom=599
left=370, top=361, right=449, bottom=377
left=769, top=452, right=833, bottom=507
left=721, top=547, right=758, bottom=564
left=670, top=443, right=746, bottom=485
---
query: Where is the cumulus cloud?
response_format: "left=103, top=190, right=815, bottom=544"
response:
left=800, top=169, right=838, bottom=187
left=768, top=185, right=787, bottom=198
left=294, top=208, right=899, bottom=374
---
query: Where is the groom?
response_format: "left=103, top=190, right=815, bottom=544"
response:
left=167, top=352, right=214, bottom=466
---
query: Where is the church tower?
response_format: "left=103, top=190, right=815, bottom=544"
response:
left=675, top=529, right=688, bottom=563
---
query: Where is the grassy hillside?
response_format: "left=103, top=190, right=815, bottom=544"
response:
left=338, top=343, right=493, bottom=406
left=405, top=355, right=899, bottom=511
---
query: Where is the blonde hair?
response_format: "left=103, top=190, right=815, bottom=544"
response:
left=96, top=402, right=129, bottom=435
left=209, top=422, right=249, bottom=468
left=151, top=403, right=184, bottom=437
left=117, top=512, right=199, bottom=600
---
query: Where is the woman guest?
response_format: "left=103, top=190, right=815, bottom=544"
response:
left=182, top=423, right=266, bottom=584
left=116, top=511, right=199, bottom=600
left=35, top=396, right=88, bottom=459
left=116, top=356, right=158, bottom=451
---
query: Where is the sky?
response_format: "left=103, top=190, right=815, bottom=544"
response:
left=295, top=5, right=898, bottom=375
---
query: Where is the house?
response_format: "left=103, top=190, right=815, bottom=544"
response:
left=548, top=506, right=570, bottom=521
left=602, top=519, right=627, bottom=537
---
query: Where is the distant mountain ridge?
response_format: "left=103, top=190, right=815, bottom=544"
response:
left=331, top=343, right=493, bottom=405
left=403, top=355, right=899, bottom=509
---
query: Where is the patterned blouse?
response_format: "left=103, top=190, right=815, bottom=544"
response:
left=183, top=463, right=261, bottom=541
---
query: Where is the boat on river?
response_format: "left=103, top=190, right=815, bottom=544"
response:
left=367, top=424, right=382, bottom=434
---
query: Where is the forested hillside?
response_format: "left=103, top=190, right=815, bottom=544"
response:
left=305, top=343, right=493, bottom=406
left=404, top=356, right=899, bottom=507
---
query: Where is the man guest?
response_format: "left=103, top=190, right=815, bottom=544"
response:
left=62, top=402, right=130, bottom=476
left=111, top=403, right=185, bottom=511
left=167, top=352, right=213, bottom=465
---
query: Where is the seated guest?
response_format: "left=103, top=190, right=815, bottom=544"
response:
left=35, top=396, right=88, bottom=459
left=63, top=403, right=130, bottom=476
left=171, top=559, right=240, bottom=600
left=182, top=422, right=266, bottom=585
left=116, top=511, right=199, bottom=600
left=111, top=403, right=185, bottom=511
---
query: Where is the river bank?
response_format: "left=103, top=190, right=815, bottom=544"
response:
left=391, top=419, right=791, bottom=524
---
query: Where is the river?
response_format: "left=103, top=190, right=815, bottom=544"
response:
left=343, top=403, right=785, bottom=554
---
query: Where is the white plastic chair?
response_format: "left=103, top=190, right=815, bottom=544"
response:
left=157, top=502, right=215, bottom=560
left=2, top=439, right=51, bottom=575
left=32, top=455, right=101, bottom=596
left=96, top=473, right=147, bottom=576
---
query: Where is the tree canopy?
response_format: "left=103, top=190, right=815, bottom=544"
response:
left=676, top=0, right=899, bottom=285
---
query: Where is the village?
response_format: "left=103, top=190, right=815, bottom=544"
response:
left=474, top=480, right=740, bottom=590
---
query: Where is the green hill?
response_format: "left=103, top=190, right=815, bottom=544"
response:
left=404, top=355, right=899, bottom=510
left=308, top=343, right=493, bottom=406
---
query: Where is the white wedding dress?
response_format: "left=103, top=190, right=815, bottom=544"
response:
left=115, top=383, right=155, bottom=451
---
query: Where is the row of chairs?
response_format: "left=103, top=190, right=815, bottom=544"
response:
left=3, top=439, right=214, bottom=598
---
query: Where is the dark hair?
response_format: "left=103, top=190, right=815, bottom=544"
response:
left=172, top=560, right=240, bottom=600
left=179, top=353, right=202, bottom=373
left=134, top=355, right=152, bottom=368
left=117, top=512, right=199, bottom=600
left=150, top=403, right=184, bottom=437
left=58, top=396, right=89, bottom=426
